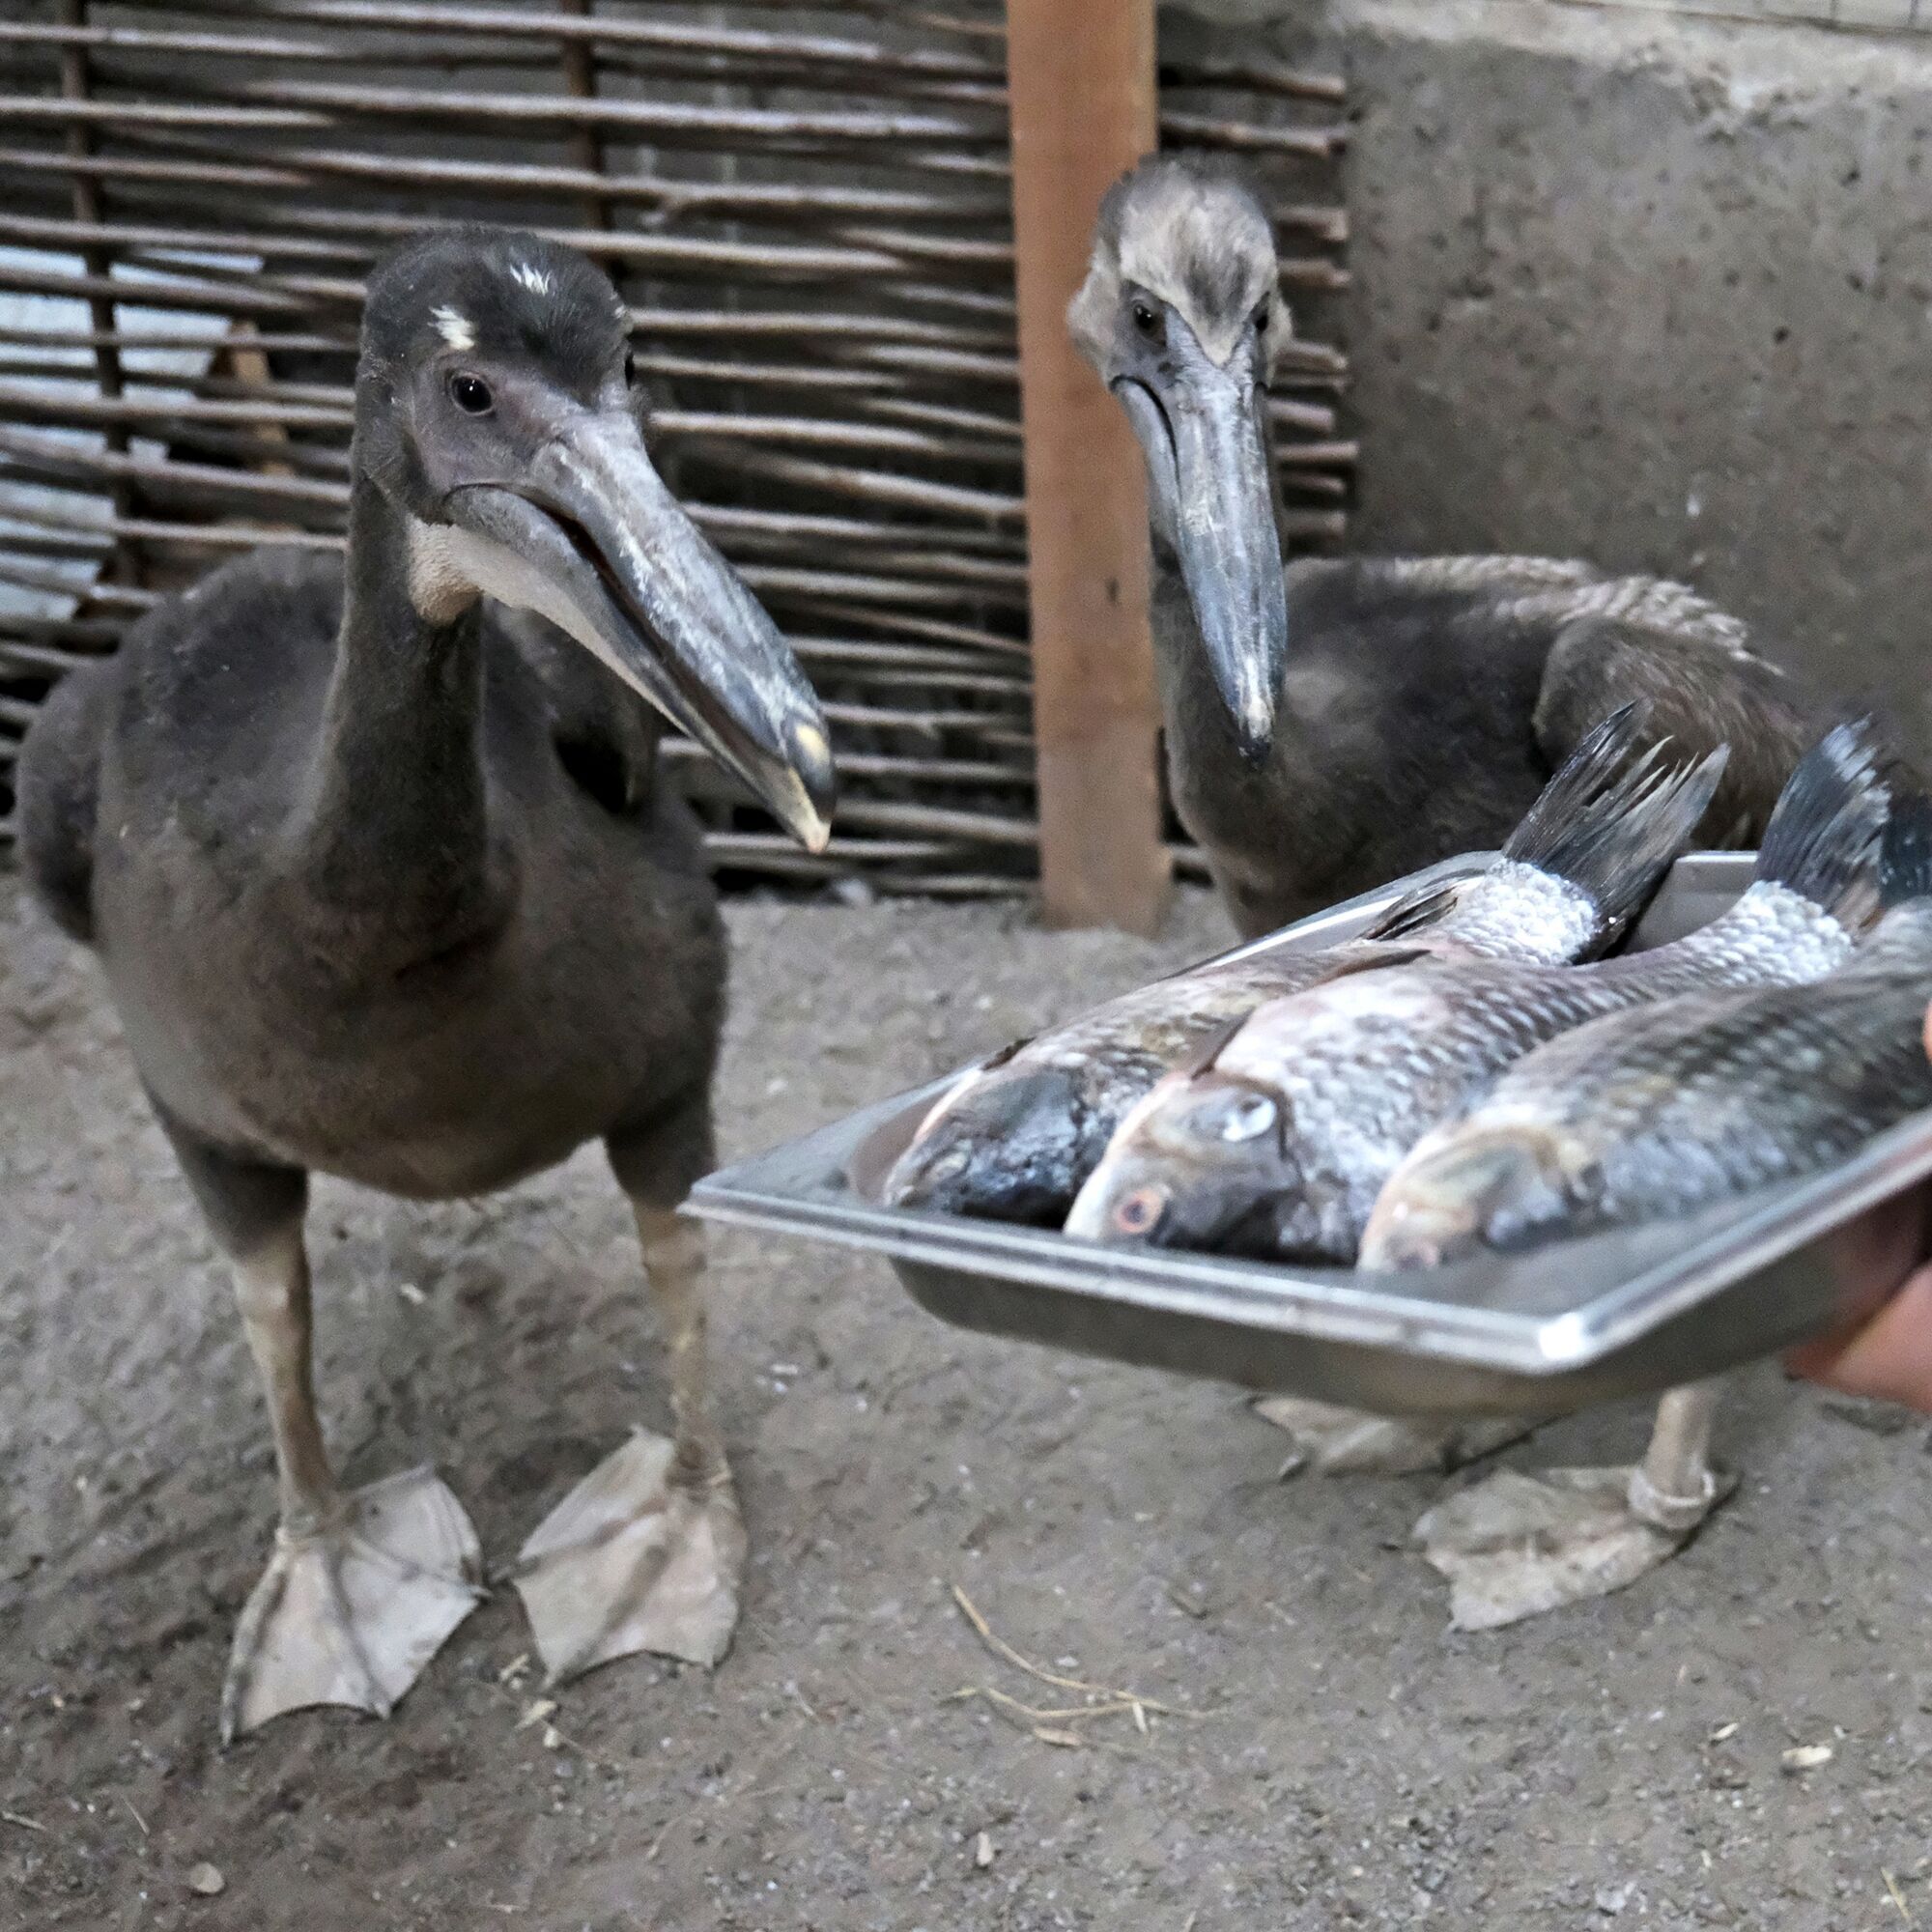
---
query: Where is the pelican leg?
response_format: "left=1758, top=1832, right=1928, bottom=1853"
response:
left=508, top=1192, right=745, bottom=1685
left=1254, top=1396, right=1532, bottom=1477
left=1414, top=1380, right=1734, bottom=1632
left=169, top=1141, right=483, bottom=1743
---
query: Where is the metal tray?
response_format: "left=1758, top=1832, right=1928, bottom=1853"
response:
left=688, top=853, right=1932, bottom=1418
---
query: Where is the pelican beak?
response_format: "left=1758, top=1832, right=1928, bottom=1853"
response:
left=1114, top=339, right=1286, bottom=764
left=445, top=408, right=835, bottom=852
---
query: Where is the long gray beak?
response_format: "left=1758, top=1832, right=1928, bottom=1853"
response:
left=1116, top=347, right=1287, bottom=763
left=447, top=409, right=836, bottom=851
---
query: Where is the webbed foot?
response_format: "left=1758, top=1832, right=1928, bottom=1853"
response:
left=508, top=1430, right=745, bottom=1685
left=1254, top=1396, right=1532, bottom=1476
left=222, top=1466, right=483, bottom=1742
left=1414, top=1459, right=1735, bottom=1631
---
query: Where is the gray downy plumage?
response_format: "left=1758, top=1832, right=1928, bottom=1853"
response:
left=18, top=227, right=835, bottom=1206
left=1067, top=724, right=1889, bottom=1262
left=885, top=704, right=1699, bottom=1225
left=1361, top=796, right=1932, bottom=1268
left=1069, top=153, right=1820, bottom=941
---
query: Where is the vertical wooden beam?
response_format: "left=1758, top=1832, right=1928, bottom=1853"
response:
left=556, top=0, right=611, bottom=236
left=1006, top=0, right=1168, bottom=934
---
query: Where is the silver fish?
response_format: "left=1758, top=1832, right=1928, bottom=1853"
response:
left=1067, top=724, right=1886, bottom=1262
left=1360, top=799, right=1932, bottom=1268
left=883, top=704, right=1714, bottom=1225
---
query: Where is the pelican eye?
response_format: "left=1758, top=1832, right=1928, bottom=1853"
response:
left=1252, top=302, right=1270, bottom=333
left=1114, top=1185, right=1167, bottom=1236
left=1130, top=298, right=1162, bottom=339
left=623, top=349, right=638, bottom=388
left=447, top=370, right=494, bottom=416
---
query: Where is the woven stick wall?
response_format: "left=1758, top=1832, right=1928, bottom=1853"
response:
left=0, top=0, right=1350, bottom=897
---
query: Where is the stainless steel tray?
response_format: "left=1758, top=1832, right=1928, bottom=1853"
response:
left=688, top=854, right=1932, bottom=1417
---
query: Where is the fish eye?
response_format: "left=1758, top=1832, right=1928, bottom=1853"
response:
left=1203, top=1090, right=1277, bottom=1144
left=926, top=1147, right=970, bottom=1184
left=1114, top=1185, right=1167, bottom=1236
left=447, top=370, right=494, bottom=416
left=1130, top=298, right=1162, bottom=340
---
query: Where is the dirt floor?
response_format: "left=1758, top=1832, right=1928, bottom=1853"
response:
left=4, top=875, right=1931, bottom=1932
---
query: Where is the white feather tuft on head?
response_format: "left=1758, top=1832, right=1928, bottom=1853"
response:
left=431, top=304, right=476, bottom=351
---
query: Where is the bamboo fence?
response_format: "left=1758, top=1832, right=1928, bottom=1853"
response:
left=0, top=1, right=1350, bottom=898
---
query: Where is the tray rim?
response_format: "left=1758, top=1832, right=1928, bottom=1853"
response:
left=690, top=1105, right=1932, bottom=1377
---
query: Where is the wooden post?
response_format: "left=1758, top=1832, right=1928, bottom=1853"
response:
left=1006, top=0, right=1170, bottom=934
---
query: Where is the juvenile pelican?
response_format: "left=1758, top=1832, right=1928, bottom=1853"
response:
left=1071, top=154, right=1816, bottom=1483
left=18, top=228, right=835, bottom=1736
left=1071, top=154, right=1813, bottom=942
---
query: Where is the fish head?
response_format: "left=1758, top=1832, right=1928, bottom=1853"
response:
left=1065, top=1068, right=1298, bottom=1252
left=1359, top=1126, right=1575, bottom=1269
left=882, top=1060, right=1093, bottom=1227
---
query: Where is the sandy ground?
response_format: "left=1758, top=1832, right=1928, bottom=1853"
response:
left=4, top=875, right=1932, bottom=1932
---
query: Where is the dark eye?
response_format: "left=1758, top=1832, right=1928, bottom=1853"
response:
left=1130, top=298, right=1161, bottom=338
left=446, top=371, right=493, bottom=415
left=623, top=349, right=637, bottom=387
left=1253, top=302, right=1270, bottom=333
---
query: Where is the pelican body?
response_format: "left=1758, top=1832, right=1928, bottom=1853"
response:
left=1065, top=154, right=1822, bottom=1504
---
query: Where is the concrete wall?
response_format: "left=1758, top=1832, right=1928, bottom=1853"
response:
left=1170, top=0, right=1932, bottom=752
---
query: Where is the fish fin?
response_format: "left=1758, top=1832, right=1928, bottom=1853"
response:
left=1174, top=946, right=1437, bottom=1081
left=978, top=1035, right=1036, bottom=1072
left=1175, top=1010, right=1260, bottom=1079
left=1501, top=699, right=1653, bottom=869
left=1503, top=702, right=1727, bottom=947
left=1363, top=873, right=1481, bottom=942
left=1322, top=945, right=1434, bottom=980
left=1751, top=720, right=1889, bottom=929
left=1880, top=794, right=1932, bottom=908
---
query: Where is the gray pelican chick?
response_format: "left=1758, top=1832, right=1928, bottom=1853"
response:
left=17, top=228, right=835, bottom=1738
left=1071, top=153, right=1817, bottom=1479
left=1070, top=153, right=1815, bottom=943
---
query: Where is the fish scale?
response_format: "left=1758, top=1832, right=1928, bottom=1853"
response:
left=884, top=704, right=1724, bottom=1228
left=1358, top=814, right=1932, bottom=1269
left=1369, top=905, right=1932, bottom=1251
left=1202, top=899, right=1854, bottom=1258
left=1069, top=724, right=1889, bottom=1262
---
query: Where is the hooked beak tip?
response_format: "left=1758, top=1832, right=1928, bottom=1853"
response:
left=764, top=760, right=835, bottom=854
left=782, top=718, right=838, bottom=852
left=1233, top=692, right=1275, bottom=765
left=769, top=782, right=833, bottom=856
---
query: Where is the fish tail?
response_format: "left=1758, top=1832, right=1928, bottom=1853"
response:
left=1503, top=702, right=1728, bottom=945
left=1881, top=793, right=1932, bottom=908
left=1751, top=720, right=1889, bottom=928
